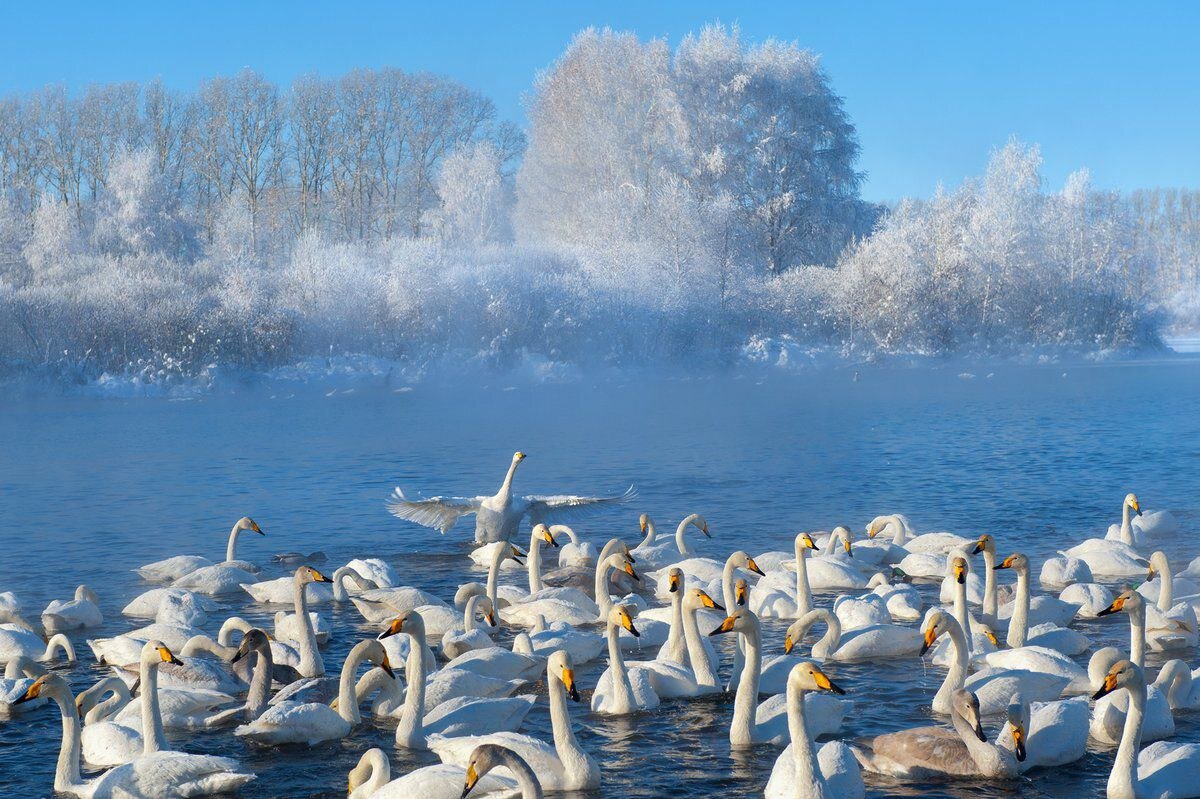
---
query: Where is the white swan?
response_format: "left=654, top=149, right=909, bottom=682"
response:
left=1156, top=659, right=1200, bottom=711
left=136, top=516, right=264, bottom=582
left=42, top=585, right=103, bottom=632
left=763, top=662, right=865, bottom=799
left=1137, top=552, right=1200, bottom=648
left=14, top=669, right=254, bottom=798
left=240, top=563, right=373, bottom=605
left=750, top=532, right=818, bottom=619
left=1098, top=588, right=1194, bottom=659
left=283, top=565, right=332, bottom=677
left=498, top=526, right=599, bottom=627
left=0, top=623, right=75, bottom=663
left=597, top=592, right=704, bottom=700
left=1093, top=659, right=1200, bottom=799
left=853, top=688, right=1022, bottom=779
left=76, top=676, right=141, bottom=768
left=522, top=615, right=604, bottom=665
left=1061, top=582, right=1117, bottom=618
left=994, top=552, right=1088, bottom=655
left=442, top=593, right=497, bottom=660
left=387, top=450, right=635, bottom=543
left=122, top=588, right=213, bottom=626
left=0, top=655, right=47, bottom=715
left=235, top=637, right=393, bottom=745
left=1039, top=552, right=1094, bottom=591
left=351, top=743, right=540, bottom=799
left=866, top=570, right=923, bottom=621
left=429, top=649, right=600, bottom=791
left=777, top=533, right=867, bottom=594
left=783, top=608, right=922, bottom=663
left=172, top=562, right=260, bottom=597
left=553, top=524, right=597, bottom=569
left=866, top=514, right=971, bottom=555
left=593, top=548, right=668, bottom=650
left=632, top=513, right=711, bottom=570
left=590, top=604, right=660, bottom=714
left=921, top=609, right=1070, bottom=716
left=996, top=693, right=1088, bottom=771
left=1065, top=495, right=1151, bottom=579
left=711, top=608, right=844, bottom=744
left=1089, top=646, right=1175, bottom=745
left=377, top=611, right=535, bottom=750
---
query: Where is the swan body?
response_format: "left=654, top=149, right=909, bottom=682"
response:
left=122, top=589, right=213, bottom=626
left=631, top=513, right=710, bottom=570
left=591, top=605, right=661, bottom=714
left=895, top=551, right=949, bottom=580
left=1040, top=553, right=1094, bottom=591
left=76, top=677, right=141, bottom=767
left=137, top=517, right=264, bottom=583
left=996, top=694, right=1089, bottom=771
left=866, top=514, right=971, bottom=555
left=524, top=618, right=605, bottom=665
left=867, top=572, right=923, bottom=621
left=784, top=608, right=923, bottom=663
left=1062, top=582, right=1118, bottom=618
left=1089, top=647, right=1176, bottom=745
left=833, top=593, right=891, bottom=630
left=241, top=564, right=371, bottom=605
left=387, top=451, right=635, bottom=543
left=0, top=625, right=75, bottom=663
left=173, top=563, right=259, bottom=597
left=1067, top=497, right=1151, bottom=578
left=553, top=524, right=597, bottom=568
left=42, top=585, right=103, bottom=632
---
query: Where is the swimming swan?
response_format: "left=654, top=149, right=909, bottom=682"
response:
left=590, top=605, right=661, bottom=715
left=632, top=513, right=711, bottom=570
left=351, top=743, right=541, bottom=799
left=42, top=585, right=103, bottom=632
left=135, top=516, right=265, bottom=582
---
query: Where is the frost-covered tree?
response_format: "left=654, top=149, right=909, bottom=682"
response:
left=93, top=148, right=194, bottom=259
left=430, top=141, right=509, bottom=247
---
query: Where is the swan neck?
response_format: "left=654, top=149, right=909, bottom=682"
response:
left=397, top=624, right=427, bottom=747
left=499, top=459, right=519, bottom=497
left=1157, top=561, right=1173, bottom=612
left=606, top=622, right=634, bottom=711
left=787, top=681, right=822, bottom=796
left=595, top=561, right=614, bottom=619
left=44, top=634, right=75, bottom=662
left=676, top=517, right=695, bottom=557
left=1008, top=567, right=1030, bottom=648
left=49, top=684, right=83, bottom=793
left=218, top=617, right=250, bottom=647
left=337, top=642, right=367, bottom=724
left=246, top=647, right=272, bottom=719
left=722, top=557, right=738, bottom=610
left=463, top=595, right=481, bottom=633
left=547, top=668, right=584, bottom=768
left=487, top=543, right=504, bottom=608
left=660, top=585, right=685, bottom=665
left=951, top=705, right=1012, bottom=776
left=731, top=616, right=762, bottom=745
left=1129, top=604, right=1146, bottom=668
left=794, top=541, right=812, bottom=618
left=226, top=522, right=241, bottom=563
left=528, top=535, right=544, bottom=594
left=982, top=549, right=997, bottom=618
left=181, top=635, right=229, bottom=659
left=294, top=573, right=324, bottom=677
left=682, top=602, right=718, bottom=688
left=953, top=578, right=973, bottom=655
left=1120, top=503, right=1134, bottom=545
left=1111, top=680, right=1145, bottom=798
left=141, top=655, right=168, bottom=755
left=500, top=749, right=544, bottom=799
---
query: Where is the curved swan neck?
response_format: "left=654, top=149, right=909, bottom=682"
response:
left=1008, top=565, right=1030, bottom=648
left=676, top=515, right=702, bottom=557
left=1120, top=501, right=1134, bottom=546
left=47, top=682, right=84, bottom=793
left=226, top=521, right=243, bottom=563
left=89, top=684, right=130, bottom=724
left=807, top=609, right=840, bottom=659
left=497, top=749, right=544, bottom=799
left=332, top=566, right=365, bottom=602
left=218, top=617, right=252, bottom=647
left=351, top=749, right=390, bottom=798
left=293, top=573, right=324, bottom=678
left=786, top=679, right=824, bottom=798
left=731, top=615, right=762, bottom=745
left=463, top=595, right=482, bottom=634
left=44, top=634, right=75, bottom=662
left=336, top=641, right=372, bottom=724
left=682, top=602, right=718, bottom=688
left=936, top=616, right=970, bottom=709
left=605, top=620, right=634, bottom=711
left=1156, top=660, right=1190, bottom=710
left=1110, top=679, right=1146, bottom=798
left=793, top=538, right=812, bottom=618
left=594, top=556, right=619, bottom=619
left=397, top=622, right=428, bottom=748
left=181, top=635, right=231, bottom=659
left=140, top=652, right=168, bottom=755
left=882, top=515, right=907, bottom=544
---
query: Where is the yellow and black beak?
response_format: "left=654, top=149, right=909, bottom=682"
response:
left=1131, top=498, right=1141, bottom=516
left=231, top=641, right=249, bottom=664
left=920, top=624, right=939, bottom=656
left=461, top=763, right=479, bottom=798
left=158, top=645, right=184, bottom=665
left=866, top=524, right=878, bottom=540
left=784, top=633, right=795, bottom=655
left=710, top=615, right=737, bottom=636
left=250, top=520, right=264, bottom=535
left=544, top=528, right=559, bottom=548
left=380, top=655, right=395, bottom=679
left=995, top=555, right=1016, bottom=571
left=311, top=567, right=333, bottom=583
left=562, top=667, right=580, bottom=702
left=1147, top=566, right=1158, bottom=582
left=1093, top=672, right=1119, bottom=699
left=668, top=573, right=681, bottom=593
left=803, top=534, right=819, bottom=551
left=747, top=557, right=765, bottom=577
left=843, top=538, right=853, bottom=557
left=811, top=667, right=846, bottom=695
left=484, top=610, right=496, bottom=627
left=1012, top=723, right=1027, bottom=762
left=699, top=591, right=723, bottom=611
left=620, top=612, right=640, bottom=638
left=13, top=677, right=46, bottom=705
left=509, top=545, right=526, bottom=565
left=984, top=628, right=1000, bottom=648
left=624, top=561, right=640, bottom=582
left=954, top=564, right=966, bottom=584
left=971, top=536, right=987, bottom=554
left=1098, top=596, right=1127, bottom=617
left=378, top=617, right=405, bottom=640
left=736, top=582, right=748, bottom=606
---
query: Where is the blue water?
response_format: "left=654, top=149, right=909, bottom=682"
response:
left=3, top=359, right=1200, bottom=797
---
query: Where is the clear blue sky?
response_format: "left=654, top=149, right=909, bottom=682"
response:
left=2, top=1, right=1196, bottom=201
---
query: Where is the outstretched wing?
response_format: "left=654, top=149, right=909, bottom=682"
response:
left=524, top=485, right=638, bottom=525
left=386, top=488, right=482, bottom=533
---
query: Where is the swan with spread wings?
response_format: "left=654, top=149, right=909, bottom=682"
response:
left=387, top=451, right=636, bottom=543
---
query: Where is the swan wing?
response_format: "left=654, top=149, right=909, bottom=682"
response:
left=524, top=485, right=638, bottom=524
left=93, top=751, right=254, bottom=798
left=422, top=695, right=536, bottom=738
left=371, top=763, right=518, bottom=799
left=1138, top=741, right=1200, bottom=798
left=386, top=488, right=483, bottom=533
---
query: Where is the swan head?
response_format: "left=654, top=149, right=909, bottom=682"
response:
left=994, top=552, right=1027, bottom=573
left=951, top=690, right=987, bottom=742
left=1098, top=588, right=1143, bottom=617
left=950, top=556, right=968, bottom=584
left=362, top=639, right=394, bottom=678
left=971, top=534, right=994, bottom=556
left=379, top=610, right=424, bottom=640
left=608, top=604, right=640, bottom=637
left=688, top=514, right=711, bottom=537
left=508, top=544, right=527, bottom=565
left=639, top=513, right=651, bottom=536
left=1125, top=493, right=1141, bottom=516
left=605, top=553, right=638, bottom=582
left=297, top=566, right=333, bottom=585
left=832, top=527, right=853, bottom=556
left=534, top=524, right=558, bottom=549
left=784, top=618, right=803, bottom=654
left=13, top=673, right=67, bottom=706
left=231, top=628, right=271, bottom=663
left=797, top=532, right=819, bottom=551
left=1147, top=551, right=1168, bottom=581
left=623, top=542, right=636, bottom=564
left=709, top=607, right=756, bottom=637
left=667, top=568, right=682, bottom=593
left=865, top=519, right=882, bottom=539
left=512, top=451, right=526, bottom=464
left=734, top=578, right=748, bottom=607
left=787, top=661, right=845, bottom=695
left=1093, top=659, right=1144, bottom=700
left=463, top=744, right=524, bottom=798
left=144, top=639, right=183, bottom=666
left=683, top=588, right=722, bottom=613
left=236, top=517, right=264, bottom=535
left=733, top=551, right=765, bottom=577
left=920, top=609, right=953, bottom=656
left=478, top=596, right=497, bottom=628
left=547, top=650, right=580, bottom=702
left=1005, top=694, right=1029, bottom=762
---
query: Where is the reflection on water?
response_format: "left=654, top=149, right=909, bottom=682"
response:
left=2, top=360, right=1200, bottom=797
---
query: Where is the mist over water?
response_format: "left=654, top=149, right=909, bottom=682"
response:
left=3, top=358, right=1200, bottom=797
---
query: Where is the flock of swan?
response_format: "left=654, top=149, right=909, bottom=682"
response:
left=3, top=451, right=1200, bottom=798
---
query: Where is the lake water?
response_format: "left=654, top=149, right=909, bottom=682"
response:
left=3, top=357, right=1200, bottom=798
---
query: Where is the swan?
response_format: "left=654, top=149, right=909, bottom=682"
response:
left=969, top=534, right=1001, bottom=621
left=832, top=593, right=890, bottom=630
left=42, top=585, right=103, bottom=632
left=172, top=563, right=260, bottom=597
left=1039, top=552, right=1094, bottom=591
left=1062, top=582, right=1117, bottom=618
left=0, top=655, right=47, bottom=715
left=14, top=671, right=254, bottom=798
left=135, top=516, right=265, bottom=582
left=206, top=629, right=277, bottom=724
left=522, top=615, right=604, bottom=665
left=498, top=526, right=599, bottom=626
left=994, top=552, right=1088, bottom=655
left=632, top=513, right=711, bottom=570
left=1089, top=646, right=1175, bottom=745
left=750, top=532, right=818, bottom=619
left=1102, top=492, right=1151, bottom=547
left=235, top=637, right=393, bottom=745
left=852, top=688, right=1022, bottom=779
left=653, top=548, right=766, bottom=601
left=1066, top=495, right=1151, bottom=579
left=763, top=661, right=865, bottom=799
left=920, top=609, right=1070, bottom=716
left=429, top=649, right=601, bottom=791
left=281, top=565, right=332, bottom=677
left=0, top=624, right=75, bottom=663
left=351, top=744, right=540, bottom=799
left=1137, top=552, right=1200, bottom=646
left=592, top=548, right=667, bottom=650
left=442, top=593, right=497, bottom=660
left=552, top=524, right=597, bottom=568
left=777, top=534, right=867, bottom=594
left=866, top=570, right=923, bottom=621
left=1093, top=659, right=1200, bottom=799
left=980, top=645, right=1090, bottom=695
left=1099, top=588, right=1193, bottom=657
left=783, top=607, right=922, bottom=663
left=377, top=611, right=534, bottom=750
left=387, top=450, right=635, bottom=543
left=711, top=608, right=844, bottom=743
left=866, top=514, right=972, bottom=555
left=1155, top=659, right=1200, bottom=711
left=995, top=693, right=1089, bottom=771
left=596, top=593, right=704, bottom=700
left=590, top=604, right=660, bottom=714
left=122, top=588, right=213, bottom=626
left=240, top=563, right=373, bottom=605
left=925, top=556, right=990, bottom=664
left=76, top=676, right=141, bottom=768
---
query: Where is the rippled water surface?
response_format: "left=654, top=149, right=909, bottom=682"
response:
left=4, top=359, right=1200, bottom=798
